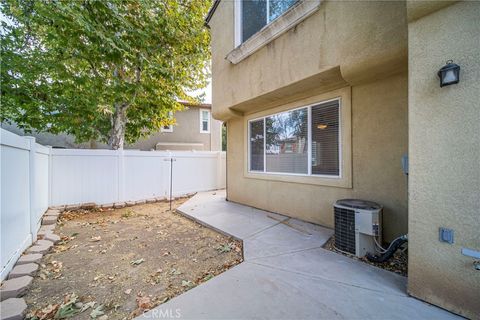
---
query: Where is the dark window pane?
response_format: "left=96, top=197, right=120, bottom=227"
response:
left=266, top=108, right=308, bottom=174
left=242, top=0, right=267, bottom=42
left=269, top=0, right=297, bottom=21
left=202, top=121, right=208, bottom=131
left=311, top=101, right=339, bottom=176
left=249, top=119, right=264, bottom=171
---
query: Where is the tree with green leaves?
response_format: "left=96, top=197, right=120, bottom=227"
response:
left=1, top=0, right=211, bottom=149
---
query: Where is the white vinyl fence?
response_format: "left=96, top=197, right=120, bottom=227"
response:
left=0, top=128, right=226, bottom=280
left=1, top=130, right=50, bottom=280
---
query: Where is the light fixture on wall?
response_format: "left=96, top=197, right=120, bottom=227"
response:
left=438, top=60, right=460, bottom=87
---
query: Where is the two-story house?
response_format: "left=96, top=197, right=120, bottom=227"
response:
left=207, top=0, right=479, bottom=318
left=2, top=102, right=222, bottom=151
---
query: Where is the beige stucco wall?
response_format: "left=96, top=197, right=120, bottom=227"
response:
left=211, top=0, right=409, bottom=241
left=127, top=107, right=222, bottom=151
left=407, top=2, right=480, bottom=318
left=210, top=0, right=407, bottom=120
left=226, top=73, right=408, bottom=241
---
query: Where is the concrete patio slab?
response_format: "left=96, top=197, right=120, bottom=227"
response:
left=243, top=221, right=333, bottom=260
left=0, top=298, right=27, bottom=320
left=142, top=191, right=459, bottom=320
left=16, top=254, right=43, bottom=265
left=250, top=247, right=407, bottom=296
left=0, top=276, right=32, bottom=301
left=179, top=193, right=287, bottom=240
left=143, top=261, right=456, bottom=320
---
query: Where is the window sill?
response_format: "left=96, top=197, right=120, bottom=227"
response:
left=227, top=0, right=322, bottom=64
left=245, top=171, right=351, bottom=188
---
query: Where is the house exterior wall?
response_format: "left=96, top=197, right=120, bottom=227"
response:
left=407, top=2, right=480, bottom=318
left=226, top=74, right=408, bottom=241
left=129, top=107, right=222, bottom=151
left=1, top=123, right=92, bottom=149
left=211, top=0, right=408, bottom=241
left=2, top=107, right=222, bottom=151
left=210, top=0, right=407, bottom=120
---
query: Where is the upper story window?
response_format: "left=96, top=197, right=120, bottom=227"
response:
left=229, top=0, right=320, bottom=63
left=200, top=109, right=211, bottom=133
left=241, top=0, right=297, bottom=43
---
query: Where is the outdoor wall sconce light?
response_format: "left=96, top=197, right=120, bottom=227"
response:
left=438, top=60, right=460, bottom=87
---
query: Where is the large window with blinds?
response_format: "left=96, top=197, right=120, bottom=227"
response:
left=248, top=99, right=340, bottom=177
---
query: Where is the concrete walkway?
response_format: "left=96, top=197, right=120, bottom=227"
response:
left=142, top=191, right=459, bottom=320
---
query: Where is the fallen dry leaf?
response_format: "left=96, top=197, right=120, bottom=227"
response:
left=136, top=296, right=153, bottom=309
left=29, top=303, right=59, bottom=319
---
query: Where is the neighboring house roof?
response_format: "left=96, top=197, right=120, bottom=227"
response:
left=205, top=0, right=221, bottom=26
left=179, top=101, right=211, bottom=109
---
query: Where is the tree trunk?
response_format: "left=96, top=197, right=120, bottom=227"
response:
left=108, top=103, right=128, bottom=150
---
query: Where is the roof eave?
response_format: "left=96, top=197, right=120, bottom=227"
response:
left=205, top=0, right=221, bottom=27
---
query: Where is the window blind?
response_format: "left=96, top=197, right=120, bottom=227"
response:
left=311, top=100, right=340, bottom=175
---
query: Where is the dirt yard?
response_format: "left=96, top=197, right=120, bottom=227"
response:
left=24, top=197, right=243, bottom=319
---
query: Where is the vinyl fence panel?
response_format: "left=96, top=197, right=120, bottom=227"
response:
left=50, top=149, right=119, bottom=205
left=1, top=128, right=225, bottom=280
left=1, top=130, right=36, bottom=280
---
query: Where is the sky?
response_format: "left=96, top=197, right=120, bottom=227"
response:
left=189, top=80, right=212, bottom=104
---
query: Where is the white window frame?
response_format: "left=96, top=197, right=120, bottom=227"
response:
left=247, top=99, right=341, bottom=178
left=230, top=0, right=321, bottom=64
left=235, top=0, right=299, bottom=46
left=161, top=111, right=174, bottom=133
left=243, top=87, right=352, bottom=188
left=199, top=109, right=211, bottom=134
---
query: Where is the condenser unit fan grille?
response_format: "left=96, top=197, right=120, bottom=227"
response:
left=334, top=206, right=356, bottom=254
